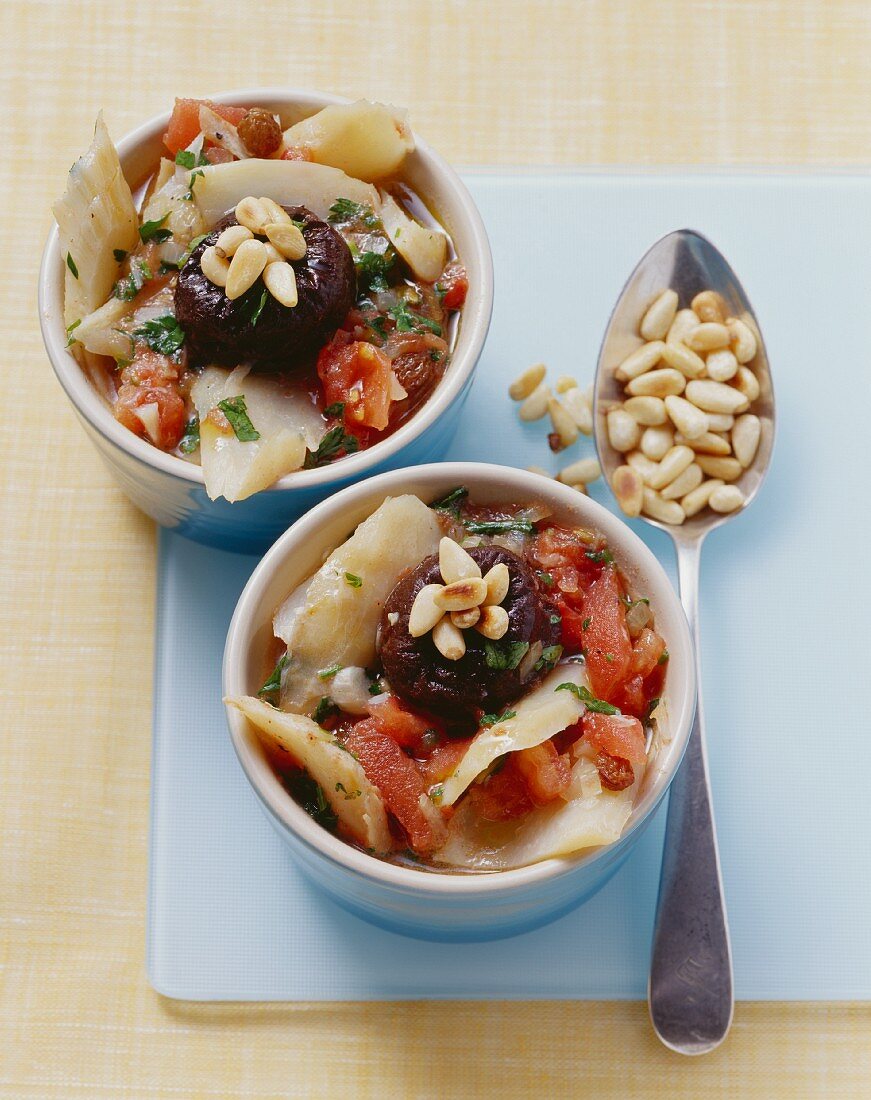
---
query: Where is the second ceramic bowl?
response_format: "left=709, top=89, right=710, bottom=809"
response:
left=38, top=89, right=493, bottom=552
left=223, top=462, right=696, bottom=941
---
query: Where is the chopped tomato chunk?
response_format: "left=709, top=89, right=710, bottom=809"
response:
left=114, top=384, right=186, bottom=451
left=630, top=628, right=666, bottom=678
left=344, top=721, right=444, bottom=855
left=614, top=673, right=646, bottom=719
left=581, top=566, right=632, bottom=700
left=163, top=98, right=247, bottom=156
left=418, top=738, right=473, bottom=786
left=316, top=336, right=394, bottom=430
left=438, top=262, right=468, bottom=310
left=583, top=712, right=647, bottom=764
left=367, top=695, right=434, bottom=751
left=468, top=756, right=533, bottom=822
left=514, top=740, right=571, bottom=806
left=203, top=146, right=234, bottom=165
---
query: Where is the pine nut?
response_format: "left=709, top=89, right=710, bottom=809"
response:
left=439, top=537, right=482, bottom=584
left=615, top=341, right=665, bottom=382
left=706, top=348, right=738, bottom=382
left=728, top=317, right=757, bottom=363
left=685, top=379, right=749, bottom=414
left=648, top=445, right=695, bottom=491
left=263, top=243, right=284, bottom=264
left=475, top=605, right=510, bottom=640
left=682, top=478, right=724, bottom=517
left=509, top=363, right=547, bottom=401
left=214, top=224, right=254, bottom=258
left=676, top=430, right=732, bottom=455
left=264, top=222, right=307, bottom=261
left=518, top=382, right=550, bottom=421
left=732, top=413, right=761, bottom=468
left=667, top=308, right=699, bottom=345
left=612, top=464, right=644, bottom=517
left=733, top=366, right=760, bottom=404
left=225, top=239, right=269, bottom=300
left=560, top=387, right=593, bottom=434
left=709, top=484, right=746, bottom=513
left=626, top=450, right=660, bottom=485
left=640, top=289, right=679, bottom=341
left=482, top=563, right=510, bottom=606
left=660, top=462, right=702, bottom=501
left=623, top=395, right=667, bottom=425
left=548, top=396, right=579, bottom=449
left=664, top=394, right=707, bottom=439
left=263, top=261, right=299, bottom=307
left=433, top=617, right=466, bottom=660
left=258, top=196, right=292, bottom=225
left=409, top=584, right=446, bottom=637
left=451, top=607, right=480, bottom=630
left=695, top=454, right=743, bottom=481
left=555, top=375, right=578, bottom=394
left=434, top=578, right=488, bottom=612
left=625, top=368, right=686, bottom=398
left=200, top=245, right=230, bottom=287
left=691, top=291, right=726, bottom=324
left=705, top=412, right=735, bottom=432
left=558, top=457, right=601, bottom=485
left=685, top=322, right=730, bottom=353
left=642, top=488, right=685, bottom=525
left=661, top=341, right=707, bottom=379
left=235, top=196, right=271, bottom=234
left=640, top=424, right=674, bottom=461
left=607, top=408, right=642, bottom=452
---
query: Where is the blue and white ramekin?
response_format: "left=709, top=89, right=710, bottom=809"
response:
left=38, top=90, right=493, bottom=553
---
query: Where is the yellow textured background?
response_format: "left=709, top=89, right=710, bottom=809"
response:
left=3, top=0, right=870, bottom=1095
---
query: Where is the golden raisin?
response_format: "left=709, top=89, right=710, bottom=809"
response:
left=596, top=751, right=634, bottom=791
left=238, top=108, right=282, bottom=158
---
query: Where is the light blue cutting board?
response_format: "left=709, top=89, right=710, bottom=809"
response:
left=147, top=173, right=871, bottom=1001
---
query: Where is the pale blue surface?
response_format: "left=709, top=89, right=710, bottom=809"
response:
left=148, top=173, right=871, bottom=1000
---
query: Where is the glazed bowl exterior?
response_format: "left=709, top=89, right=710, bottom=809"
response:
left=38, top=90, right=493, bottom=553
left=223, top=463, right=696, bottom=941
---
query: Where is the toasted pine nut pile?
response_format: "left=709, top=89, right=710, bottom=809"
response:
left=605, top=289, right=762, bottom=524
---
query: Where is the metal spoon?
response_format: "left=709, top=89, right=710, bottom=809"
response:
left=593, top=229, right=775, bottom=1054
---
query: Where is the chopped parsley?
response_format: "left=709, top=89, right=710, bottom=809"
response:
left=304, top=425, right=359, bottom=468
left=323, top=402, right=345, bottom=419
left=644, top=697, right=661, bottom=724
left=174, top=149, right=209, bottom=170
left=257, top=653, right=289, bottom=703
left=313, top=697, right=337, bottom=724
left=327, top=197, right=379, bottom=228
left=429, top=485, right=468, bottom=516
left=241, top=287, right=269, bottom=328
left=353, top=247, right=395, bottom=292
left=464, top=518, right=535, bottom=536
left=658, top=649, right=670, bottom=665
left=65, top=319, right=81, bottom=347
left=582, top=617, right=592, bottom=631
left=133, top=314, right=185, bottom=357
left=335, top=782, right=361, bottom=800
left=550, top=613, right=562, bottom=626
left=178, top=233, right=208, bottom=268
left=138, top=212, right=172, bottom=244
left=535, top=644, right=563, bottom=672
left=317, top=664, right=343, bottom=681
left=537, top=571, right=554, bottom=588
left=483, top=640, right=529, bottom=671
left=429, top=349, right=443, bottom=362
left=217, top=395, right=260, bottom=441
left=113, top=248, right=128, bottom=263
left=585, top=547, right=615, bottom=565
left=185, top=169, right=205, bottom=200
left=283, top=771, right=337, bottom=832
left=179, top=416, right=200, bottom=454
left=344, top=572, right=363, bottom=589
left=480, top=709, right=517, bottom=728
left=388, top=299, right=442, bottom=336
left=114, top=260, right=152, bottom=301
left=66, top=252, right=78, bottom=278
left=555, top=681, right=620, bottom=715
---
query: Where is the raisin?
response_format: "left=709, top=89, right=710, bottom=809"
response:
left=238, top=108, right=282, bottom=158
left=596, top=750, right=634, bottom=791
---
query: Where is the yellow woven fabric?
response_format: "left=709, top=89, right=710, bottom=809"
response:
left=3, top=0, right=870, bottom=1095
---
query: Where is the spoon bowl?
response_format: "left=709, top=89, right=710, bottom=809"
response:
left=593, top=228, right=776, bottom=1054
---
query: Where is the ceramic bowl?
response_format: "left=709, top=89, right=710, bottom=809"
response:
left=223, top=462, right=696, bottom=941
left=38, top=90, right=493, bottom=552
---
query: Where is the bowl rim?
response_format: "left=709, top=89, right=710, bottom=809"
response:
left=37, top=87, right=494, bottom=491
left=223, top=461, right=697, bottom=897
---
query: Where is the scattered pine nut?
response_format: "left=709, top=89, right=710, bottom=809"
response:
left=664, top=394, right=707, bottom=440
left=560, top=387, right=593, bottom=434
left=612, top=464, right=644, bottom=517
left=264, top=221, right=307, bottom=261
left=262, top=261, right=298, bottom=308
left=661, top=341, right=707, bottom=379
left=607, top=408, right=642, bottom=452
left=509, top=363, right=547, bottom=401
left=434, top=577, right=488, bottom=612
left=624, top=395, right=668, bottom=426
left=451, top=607, right=481, bottom=630
left=200, top=245, right=230, bottom=287
left=258, top=196, right=292, bottom=225
left=685, top=379, right=749, bottom=415
left=666, top=308, right=700, bottom=345
left=684, top=322, right=730, bottom=353
left=214, top=224, right=254, bottom=259
left=642, top=488, right=685, bottom=525
left=682, top=478, right=724, bottom=517
left=727, top=317, right=757, bottom=363
left=548, top=396, right=580, bottom=449
left=625, top=368, right=686, bottom=398
left=709, top=484, right=746, bottom=513
left=555, top=375, right=578, bottom=394
left=615, top=341, right=665, bottom=382
left=408, top=584, right=446, bottom=638
left=225, top=238, right=269, bottom=300
left=518, top=382, right=551, bottom=421
left=695, top=454, right=743, bottom=481
left=482, top=563, right=510, bottom=606
left=640, top=289, right=679, bottom=341
left=705, top=412, right=735, bottom=432
left=733, top=366, right=761, bottom=404
left=639, top=424, right=674, bottom=461
left=626, top=450, right=661, bottom=485
left=648, top=445, right=695, bottom=491
left=705, top=348, right=738, bottom=382
left=676, top=430, right=732, bottom=456
left=660, top=462, right=703, bottom=501
left=691, top=291, right=726, bottom=324
left=235, top=196, right=271, bottom=234
left=558, top=457, right=602, bottom=485
left=732, top=414, right=761, bottom=468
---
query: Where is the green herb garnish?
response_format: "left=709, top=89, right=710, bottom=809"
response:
left=185, top=169, right=205, bottom=200
left=388, top=299, right=442, bottom=336
left=114, top=260, right=152, bottom=301
left=644, top=697, right=661, bottom=724
left=313, top=697, right=337, bottom=724
left=555, top=682, right=620, bottom=715
left=585, top=548, right=615, bottom=565
left=257, top=653, right=289, bottom=702
left=65, top=319, right=81, bottom=347
left=464, top=518, right=535, bottom=535
left=344, top=572, right=363, bottom=589
left=535, top=644, right=563, bottom=672
left=328, top=197, right=379, bottom=228
left=303, top=425, right=359, bottom=468
left=429, top=485, right=469, bottom=515
left=483, top=640, right=529, bottom=671
left=133, top=314, right=185, bottom=357
left=582, top=617, right=592, bottom=631
left=480, top=709, right=517, bottom=728
left=335, top=782, right=361, bottom=800
left=537, top=571, right=554, bottom=588
left=217, top=395, right=260, bottom=441
left=139, top=212, right=172, bottom=244
left=66, top=252, right=78, bottom=278
left=243, top=287, right=269, bottom=328
left=354, top=248, right=395, bottom=292
left=178, top=233, right=208, bottom=268
left=174, top=149, right=209, bottom=170
left=658, top=649, right=670, bottom=665
left=317, top=664, right=343, bottom=680
left=179, top=416, right=200, bottom=454
left=323, top=402, right=345, bottom=419
left=283, top=770, right=337, bottom=831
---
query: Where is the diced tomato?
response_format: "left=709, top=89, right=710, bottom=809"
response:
left=163, top=98, right=247, bottom=156
left=316, top=336, right=394, bottom=431
left=119, top=348, right=179, bottom=388
left=614, top=674, right=647, bottom=719
left=344, top=721, right=444, bottom=855
left=282, top=145, right=313, bottom=161
left=367, top=695, right=434, bottom=751
left=630, top=628, right=666, bottom=678
left=437, top=262, right=468, bottom=310
left=203, top=146, right=234, bottom=165
left=552, top=595, right=586, bottom=650
left=468, top=756, right=533, bottom=822
left=114, top=384, right=186, bottom=451
left=581, top=566, right=632, bottom=701
left=514, top=740, right=571, bottom=806
left=418, top=738, right=473, bottom=786
left=583, top=713, right=647, bottom=764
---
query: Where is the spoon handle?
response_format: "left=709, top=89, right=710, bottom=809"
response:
left=648, top=538, right=733, bottom=1054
